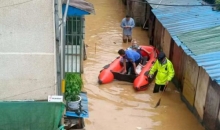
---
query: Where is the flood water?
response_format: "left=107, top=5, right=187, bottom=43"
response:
left=82, top=0, right=205, bottom=130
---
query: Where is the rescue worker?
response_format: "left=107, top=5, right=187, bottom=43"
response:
left=120, top=40, right=140, bottom=67
left=120, top=15, right=135, bottom=43
left=118, top=49, right=141, bottom=75
left=148, top=52, right=175, bottom=93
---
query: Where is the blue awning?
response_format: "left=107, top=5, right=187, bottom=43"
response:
left=62, top=4, right=90, bottom=16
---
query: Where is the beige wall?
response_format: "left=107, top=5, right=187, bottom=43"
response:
left=182, top=56, right=199, bottom=106
left=194, top=68, right=209, bottom=120
left=0, top=0, right=57, bottom=100
left=161, top=29, right=171, bottom=58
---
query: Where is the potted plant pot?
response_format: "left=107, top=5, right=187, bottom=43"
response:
left=67, top=95, right=82, bottom=110
left=64, top=73, right=83, bottom=111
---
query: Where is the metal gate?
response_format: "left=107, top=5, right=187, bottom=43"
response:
left=65, top=16, right=85, bottom=73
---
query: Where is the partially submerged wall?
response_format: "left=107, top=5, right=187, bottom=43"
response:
left=0, top=0, right=57, bottom=100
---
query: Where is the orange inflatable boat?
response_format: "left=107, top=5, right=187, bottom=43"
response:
left=98, top=56, right=123, bottom=84
left=98, top=45, right=158, bottom=91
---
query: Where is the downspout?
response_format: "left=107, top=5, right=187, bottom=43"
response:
left=54, top=0, right=61, bottom=95
left=60, top=0, right=70, bottom=81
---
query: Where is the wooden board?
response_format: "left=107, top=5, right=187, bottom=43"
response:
left=203, top=81, right=220, bottom=130
left=194, top=67, right=209, bottom=120
left=161, top=29, right=171, bottom=59
left=153, top=19, right=163, bottom=50
left=182, top=56, right=199, bottom=106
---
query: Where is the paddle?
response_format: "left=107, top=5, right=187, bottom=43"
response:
left=154, top=85, right=167, bottom=108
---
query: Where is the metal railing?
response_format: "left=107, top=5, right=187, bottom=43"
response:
left=65, top=16, right=84, bottom=73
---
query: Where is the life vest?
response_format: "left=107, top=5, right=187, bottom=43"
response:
left=149, top=58, right=175, bottom=85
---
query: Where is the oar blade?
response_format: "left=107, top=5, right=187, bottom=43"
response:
left=154, top=98, right=161, bottom=108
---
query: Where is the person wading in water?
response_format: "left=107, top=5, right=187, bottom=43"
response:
left=120, top=15, right=135, bottom=43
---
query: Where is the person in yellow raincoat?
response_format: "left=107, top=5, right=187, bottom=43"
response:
left=148, top=52, right=175, bottom=93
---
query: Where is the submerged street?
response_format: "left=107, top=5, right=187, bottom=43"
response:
left=82, top=0, right=204, bottom=129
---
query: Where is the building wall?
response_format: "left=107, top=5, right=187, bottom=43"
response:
left=153, top=19, right=163, bottom=50
left=145, top=4, right=151, bottom=28
left=194, top=68, right=209, bottom=120
left=148, top=10, right=155, bottom=45
left=204, top=80, right=220, bottom=130
left=0, top=0, right=57, bottom=100
left=216, top=107, right=220, bottom=130
left=170, top=42, right=185, bottom=90
left=126, top=0, right=146, bottom=26
left=161, top=29, right=171, bottom=58
left=55, top=0, right=63, bottom=95
left=182, top=55, right=199, bottom=106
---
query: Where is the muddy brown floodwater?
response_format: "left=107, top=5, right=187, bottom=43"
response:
left=82, top=0, right=205, bottom=130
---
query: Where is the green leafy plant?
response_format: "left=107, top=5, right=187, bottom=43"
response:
left=64, top=73, right=83, bottom=102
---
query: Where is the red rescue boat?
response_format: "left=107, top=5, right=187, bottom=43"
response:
left=98, top=45, right=159, bottom=91
left=133, top=46, right=158, bottom=91
left=98, top=56, right=123, bottom=84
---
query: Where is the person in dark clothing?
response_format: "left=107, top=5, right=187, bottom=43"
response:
left=148, top=52, right=175, bottom=93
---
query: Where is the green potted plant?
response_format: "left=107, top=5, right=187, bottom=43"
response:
left=64, top=73, right=83, bottom=110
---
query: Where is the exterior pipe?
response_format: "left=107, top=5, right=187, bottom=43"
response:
left=61, top=0, right=70, bottom=81
left=63, top=0, right=70, bottom=25
left=54, top=0, right=61, bottom=95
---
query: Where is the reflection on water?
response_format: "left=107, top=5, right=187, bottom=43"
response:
left=82, top=0, right=204, bottom=130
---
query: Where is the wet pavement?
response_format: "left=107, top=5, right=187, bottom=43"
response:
left=82, top=0, right=205, bottom=130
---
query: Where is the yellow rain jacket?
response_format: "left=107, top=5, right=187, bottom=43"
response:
left=149, top=58, right=175, bottom=85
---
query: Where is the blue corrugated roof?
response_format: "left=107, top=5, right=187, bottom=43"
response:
left=152, top=6, right=220, bottom=37
left=178, top=27, right=220, bottom=54
left=152, top=6, right=220, bottom=84
left=177, top=27, right=220, bottom=85
left=146, top=0, right=203, bottom=9
left=189, top=46, right=220, bottom=83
